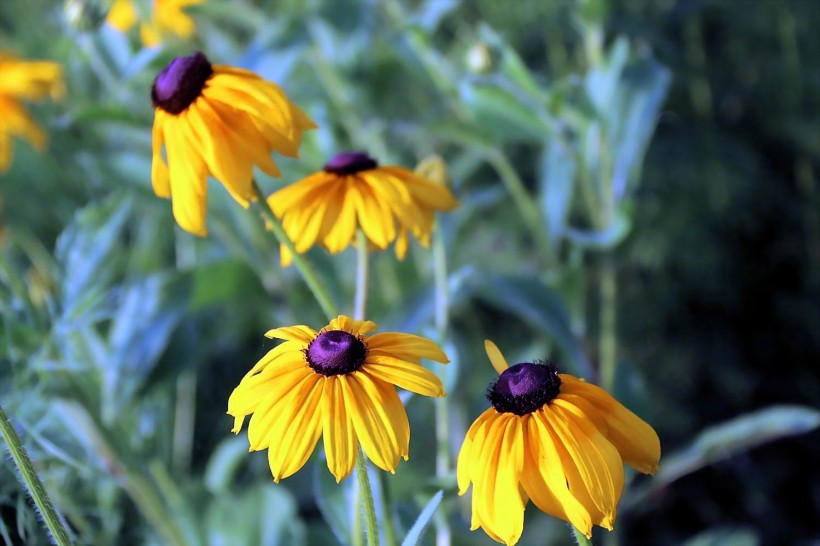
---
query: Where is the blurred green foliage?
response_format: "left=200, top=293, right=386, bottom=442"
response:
left=1, top=0, right=819, bottom=545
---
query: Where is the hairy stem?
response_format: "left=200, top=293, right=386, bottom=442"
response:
left=0, top=405, right=73, bottom=546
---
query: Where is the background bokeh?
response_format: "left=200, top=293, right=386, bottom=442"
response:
left=1, top=1, right=818, bottom=545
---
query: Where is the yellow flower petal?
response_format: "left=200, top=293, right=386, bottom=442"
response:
left=327, top=315, right=378, bottom=336
left=247, top=372, right=319, bottom=452
left=340, top=373, right=408, bottom=473
left=484, top=340, right=509, bottom=374
left=363, top=354, right=445, bottom=397
left=524, top=412, right=593, bottom=536
left=263, top=325, right=317, bottom=343
left=164, top=118, right=208, bottom=236
left=106, top=0, right=138, bottom=32
left=321, top=377, right=357, bottom=482
left=560, top=375, right=661, bottom=474
left=150, top=111, right=170, bottom=198
left=228, top=360, right=311, bottom=433
left=457, top=408, right=497, bottom=495
left=267, top=376, right=324, bottom=482
left=367, top=332, right=449, bottom=363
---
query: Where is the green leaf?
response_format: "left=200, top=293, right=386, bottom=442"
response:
left=462, top=83, right=553, bottom=142
left=401, top=490, right=443, bottom=546
left=313, top=462, right=355, bottom=546
left=204, top=436, right=250, bottom=494
left=565, top=211, right=632, bottom=250
left=540, top=139, right=577, bottom=244
left=627, top=405, right=820, bottom=509
left=683, top=527, right=759, bottom=546
left=467, top=274, right=592, bottom=377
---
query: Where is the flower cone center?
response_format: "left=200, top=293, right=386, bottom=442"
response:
left=488, top=362, right=561, bottom=415
left=323, top=151, right=378, bottom=175
left=151, top=52, right=212, bottom=114
left=306, top=330, right=367, bottom=376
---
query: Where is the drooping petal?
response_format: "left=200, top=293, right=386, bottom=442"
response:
left=228, top=361, right=311, bottom=433
left=246, top=372, right=320, bottom=452
left=542, top=404, right=624, bottom=529
left=523, top=412, right=593, bottom=536
left=321, top=377, right=357, bottom=482
left=362, top=354, right=445, bottom=397
left=150, top=111, right=170, bottom=198
left=267, top=375, right=325, bottom=482
left=163, top=117, right=208, bottom=236
left=484, top=340, right=509, bottom=374
left=475, top=416, right=526, bottom=546
left=560, top=375, right=661, bottom=474
left=340, top=373, right=409, bottom=473
left=457, top=408, right=497, bottom=495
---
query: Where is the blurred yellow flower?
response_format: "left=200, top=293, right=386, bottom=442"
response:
left=228, top=315, right=449, bottom=483
left=457, top=341, right=661, bottom=545
left=0, top=52, right=64, bottom=173
left=150, top=52, right=315, bottom=235
left=268, top=151, right=459, bottom=266
left=107, top=0, right=203, bottom=47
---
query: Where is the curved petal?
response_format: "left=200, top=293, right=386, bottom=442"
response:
left=560, top=376, right=660, bottom=474
left=471, top=414, right=526, bottom=546
left=543, top=404, right=624, bottom=529
left=321, top=377, right=357, bottom=482
left=150, top=111, right=170, bottom=198
left=164, top=117, right=208, bottom=236
left=327, top=316, right=378, bottom=336
left=367, top=332, right=449, bottom=363
left=240, top=340, right=306, bottom=379
left=456, top=408, right=497, bottom=495
left=244, top=371, right=319, bottom=451
left=363, top=355, right=444, bottom=397
left=228, top=362, right=312, bottom=433
left=322, top=177, right=357, bottom=253
left=524, top=412, right=593, bottom=536
left=484, top=340, right=509, bottom=374
left=268, top=172, right=334, bottom=216
left=381, top=166, right=459, bottom=211
left=340, top=373, right=409, bottom=473
left=267, top=375, right=325, bottom=482
left=264, top=325, right=317, bottom=344
left=349, top=180, right=392, bottom=249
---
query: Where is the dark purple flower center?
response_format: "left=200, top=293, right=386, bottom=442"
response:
left=151, top=52, right=213, bottom=115
left=306, top=330, right=367, bottom=376
left=323, top=152, right=378, bottom=175
left=487, top=361, right=561, bottom=415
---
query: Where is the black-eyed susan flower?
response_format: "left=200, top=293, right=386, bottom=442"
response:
left=150, top=52, right=315, bottom=236
left=107, top=0, right=203, bottom=47
left=0, top=52, right=63, bottom=173
left=228, top=315, right=449, bottom=483
left=457, top=341, right=660, bottom=545
left=267, top=151, right=458, bottom=266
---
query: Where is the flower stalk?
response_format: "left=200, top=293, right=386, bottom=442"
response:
left=352, top=235, right=381, bottom=546
left=573, top=525, right=594, bottom=546
left=252, top=180, right=337, bottom=320
left=432, top=225, right=452, bottom=546
left=0, top=405, right=73, bottom=546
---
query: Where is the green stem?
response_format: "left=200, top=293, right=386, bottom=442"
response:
left=355, top=448, right=380, bottom=546
left=352, top=233, right=381, bottom=546
left=599, top=256, right=617, bottom=392
left=432, top=227, right=452, bottom=546
left=485, top=151, right=554, bottom=271
left=572, top=525, right=594, bottom=546
left=252, top=181, right=337, bottom=319
left=0, top=406, right=73, bottom=546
